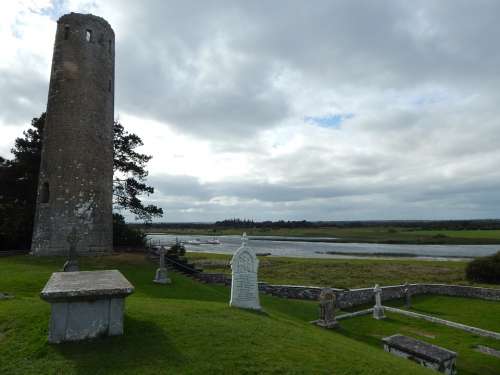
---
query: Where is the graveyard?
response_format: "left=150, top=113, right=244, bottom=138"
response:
left=1, top=252, right=500, bottom=374
left=2, top=6, right=500, bottom=375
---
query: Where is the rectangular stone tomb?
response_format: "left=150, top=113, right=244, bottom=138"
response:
left=382, top=334, right=457, bottom=375
left=40, top=270, right=134, bottom=343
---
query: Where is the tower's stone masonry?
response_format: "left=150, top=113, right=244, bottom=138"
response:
left=32, top=13, right=114, bottom=256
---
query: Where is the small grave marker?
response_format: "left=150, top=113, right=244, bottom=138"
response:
left=373, top=284, right=386, bottom=320
left=312, top=288, right=339, bottom=329
left=153, top=246, right=171, bottom=284
left=63, top=227, right=80, bottom=272
left=404, top=282, right=412, bottom=309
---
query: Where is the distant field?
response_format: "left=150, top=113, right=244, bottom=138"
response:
left=185, top=252, right=500, bottom=289
left=146, top=227, right=500, bottom=244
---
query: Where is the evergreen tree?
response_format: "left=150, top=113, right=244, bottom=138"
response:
left=113, top=121, right=163, bottom=221
left=0, top=114, right=162, bottom=250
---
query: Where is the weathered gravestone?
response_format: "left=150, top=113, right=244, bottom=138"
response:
left=404, top=282, right=412, bottom=309
left=40, top=270, right=134, bottom=343
left=230, top=233, right=261, bottom=310
left=153, top=246, right=171, bottom=284
left=63, top=227, right=80, bottom=272
left=312, top=288, right=339, bottom=329
left=383, top=334, right=457, bottom=375
left=373, top=284, right=386, bottom=320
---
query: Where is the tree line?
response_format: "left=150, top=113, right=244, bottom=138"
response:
left=137, top=218, right=500, bottom=230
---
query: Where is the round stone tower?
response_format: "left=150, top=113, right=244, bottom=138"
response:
left=31, top=13, right=114, bottom=256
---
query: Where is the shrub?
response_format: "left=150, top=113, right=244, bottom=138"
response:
left=113, top=213, right=147, bottom=248
left=466, top=251, right=500, bottom=284
left=168, top=238, right=186, bottom=256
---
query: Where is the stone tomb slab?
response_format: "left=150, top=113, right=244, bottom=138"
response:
left=41, top=270, right=134, bottom=343
left=382, top=334, right=457, bottom=375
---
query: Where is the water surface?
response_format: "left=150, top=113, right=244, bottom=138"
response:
left=147, top=234, right=500, bottom=260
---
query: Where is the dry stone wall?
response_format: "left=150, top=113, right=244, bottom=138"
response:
left=191, top=271, right=500, bottom=307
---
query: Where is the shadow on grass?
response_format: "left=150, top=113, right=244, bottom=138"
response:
left=53, top=315, right=185, bottom=374
left=129, top=270, right=231, bottom=303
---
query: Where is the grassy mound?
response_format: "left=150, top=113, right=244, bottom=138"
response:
left=0, top=254, right=433, bottom=374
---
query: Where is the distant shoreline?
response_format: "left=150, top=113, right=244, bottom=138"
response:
left=146, top=231, right=500, bottom=245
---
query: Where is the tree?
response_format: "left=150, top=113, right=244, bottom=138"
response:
left=0, top=113, right=162, bottom=250
left=113, top=121, right=163, bottom=221
left=113, top=213, right=147, bottom=248
left=0, top=114, right=44, bottom=249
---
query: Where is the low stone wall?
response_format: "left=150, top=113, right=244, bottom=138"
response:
left=0, top=250, right=30, bottom=257
left=258, top=282, right=500, bottom=308
left=417, top=284, right=500, bottom=301
left=258, top=283, right=330, bottom=301
left=193, top=273, right=230, bottom=285
left=256, top=282, right=410, bottom=308
left=189, top=271, right=500, bottom=307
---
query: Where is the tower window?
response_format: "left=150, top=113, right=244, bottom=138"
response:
left=108, top=79, right=112, bottom=92
left=64, top=25, right=70, bottom=40
left=41, top=182, right=50, bottom=203
left=85, top=29, right=92, bottom=42
left=108, top=40, right=112, bottom=53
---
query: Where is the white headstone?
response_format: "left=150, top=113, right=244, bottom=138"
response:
left=230, top=233, right=261, bottom=310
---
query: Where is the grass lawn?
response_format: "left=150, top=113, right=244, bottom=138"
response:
left=186, top=252, right=500, bottom=289
left=340, top=295, right=500, bottom=375
left=0, top=253, right=435, bottom=375
left=147, top=227, right=500, bottom=244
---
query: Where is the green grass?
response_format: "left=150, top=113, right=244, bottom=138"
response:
left=385, top=295, right=500, bottom=332
left=186, top=252, right=500, bottom=289
left=340, top=295, right=500, bottom=375
left=147, top=227, right=500, bottom=244
left=0, top=254, right=435, bottom=375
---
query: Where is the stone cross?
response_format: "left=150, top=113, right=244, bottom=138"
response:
left=63, top=227, right=80, bottom=272
left=229, top=232, right=261, bottom=310
left=404, top=282, right=412, bottom=309
left=153, top=246, right=171, bottom=284
left=312, top=288, right=339, bottom=329
left=373, top=284, right=386, bottom=320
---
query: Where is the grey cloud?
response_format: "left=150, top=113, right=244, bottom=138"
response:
left=0, top=71, right=47, bottom=126
left=3, top=1, right=500, bottom=222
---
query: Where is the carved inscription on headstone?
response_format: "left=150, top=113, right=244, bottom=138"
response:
left=230, top=233, right=261, bottom=310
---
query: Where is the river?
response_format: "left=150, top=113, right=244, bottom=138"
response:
left=146, top=234, right=500, bottom=260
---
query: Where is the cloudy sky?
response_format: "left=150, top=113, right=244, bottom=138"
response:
left=2, top=1, right=500, bottom=222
